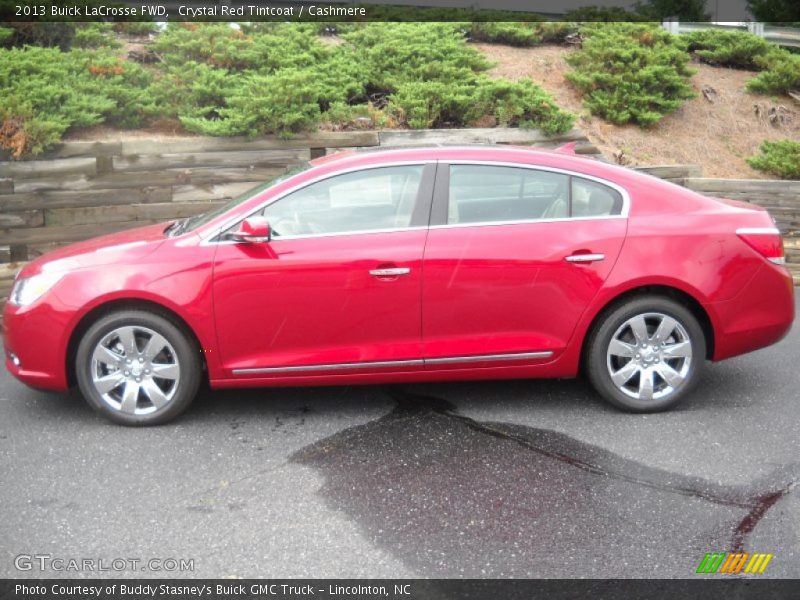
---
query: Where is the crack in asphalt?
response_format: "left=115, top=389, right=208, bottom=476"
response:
left=382, top=387, right=798, bottom=554
left=731, top=482, right=798, bottom=553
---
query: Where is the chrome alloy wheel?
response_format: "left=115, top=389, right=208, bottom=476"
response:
left=90, top=325, right=180, bottom=416
left=606, top=312, right=693, bottom=401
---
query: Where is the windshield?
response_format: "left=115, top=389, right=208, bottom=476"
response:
left=170, top=162, right=313, bottom=235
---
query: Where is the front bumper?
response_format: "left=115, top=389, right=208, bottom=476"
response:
left=3, top=296, right=73, bottom=391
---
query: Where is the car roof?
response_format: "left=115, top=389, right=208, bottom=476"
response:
left=310, top=144, right=575, bottom=166
left=305, top=144, right=712, bottom=216
left=309, top=144, right=635, bottom=186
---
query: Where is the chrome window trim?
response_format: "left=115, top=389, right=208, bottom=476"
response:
left=199, top=158, right=632, bottom=245
left=198, top=160, right=435, bottom=245
left=438, top=160, right=631, bottom=229
left=231, top=350, right=554, bottom=375
left=427, top=214, right=625, bottom=232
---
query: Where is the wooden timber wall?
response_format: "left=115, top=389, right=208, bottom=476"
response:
left=0, top=128, right=597, bottom=300
left=1, top=129, right=799, bottom=304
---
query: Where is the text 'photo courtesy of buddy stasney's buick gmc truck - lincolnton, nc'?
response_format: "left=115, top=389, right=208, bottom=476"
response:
left=3, top=145, right=795, bottom=425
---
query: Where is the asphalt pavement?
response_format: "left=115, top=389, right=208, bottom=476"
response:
left=1, top=297, right=798, bottom=579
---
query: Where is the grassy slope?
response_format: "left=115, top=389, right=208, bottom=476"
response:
left=476, top=42, right=800, bottom=179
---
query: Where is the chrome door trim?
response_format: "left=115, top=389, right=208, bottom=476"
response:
left=231, top=350, right=554, bottom=375
left=425, top=351, right=554, bottom=365
left=233, top=359, right=425, bottom=375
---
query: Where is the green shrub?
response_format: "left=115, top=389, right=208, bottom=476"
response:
left=480, top=78, right=575, bottom=133
left=0, top=22, right=575, bottom=154
left=342, top=23, right=490, bottom=90
left=468, top=22, right=542, bottom=46
left=389, top=79, right=482, bottom=129
left=113, top=22, right=158, bottom=37
left=679, top=28, right=799, bottom=96
left=683, top=29, right=773, bottom=70
left=0, top=46, right=155, bottom=157
left=155, top=23, right=369, bottom=137
left=348, top=23, right=573, bottom=133
left=152, top=22, right=323, bottom=72
left=467, top=21, right=578, bottom=46
left=0, top=26, right=12, bottom=46
left=747, top=140, right=800, bottom=179
left=566, top=23, right=696, bottom=126
left=72, top=23, right=121, bottom=49
left=1, top=22, right=77, bottom=50
left=182, top=69, right=323, bottom=138
left=747, top=51, right=800, bottom=95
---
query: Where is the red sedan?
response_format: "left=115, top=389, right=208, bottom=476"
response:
left=3, top=146, right=795, bottom=424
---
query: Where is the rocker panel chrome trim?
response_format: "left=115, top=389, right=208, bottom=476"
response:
left=231, top=351, right=554, bottom=375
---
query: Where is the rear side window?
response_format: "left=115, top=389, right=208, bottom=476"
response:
left=448, top=165, right=569, bottom=224
left=446, top=165, right=623, bottom=224
left=571, top=177, right=623, bottom=217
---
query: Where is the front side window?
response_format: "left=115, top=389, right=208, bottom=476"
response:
left=447, top=164, right=624, bottom=225
left=261, top=165, right=424, bottom=237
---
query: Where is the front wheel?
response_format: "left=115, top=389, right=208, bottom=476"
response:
left=75, top=310, right=201, bottom=425
left=585, top=296, right=706, bottom=412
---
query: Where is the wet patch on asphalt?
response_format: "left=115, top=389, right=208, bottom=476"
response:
left=291, top=387, right=797, bottom=577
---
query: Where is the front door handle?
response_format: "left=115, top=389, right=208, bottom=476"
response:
left=565, top=253, right=605, bottom=263
left=369, top=267, right=411, bottom=277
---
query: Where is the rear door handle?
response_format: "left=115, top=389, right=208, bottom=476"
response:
left=565, top=253, right=605, bottom=263
left=369, top=267, right=411, bottom=277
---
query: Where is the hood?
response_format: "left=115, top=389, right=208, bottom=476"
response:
left=20, top=222, right=172, bottom=278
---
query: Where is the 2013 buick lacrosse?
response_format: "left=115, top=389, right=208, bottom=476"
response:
left=3, top=146, right=794, bottom=425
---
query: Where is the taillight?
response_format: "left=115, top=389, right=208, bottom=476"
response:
left=736, top=227, right=785, bottom=265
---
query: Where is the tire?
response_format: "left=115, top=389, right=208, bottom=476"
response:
left=75, top=310, right=201, bottom=425
left=585, top=296, right=706, bottom=412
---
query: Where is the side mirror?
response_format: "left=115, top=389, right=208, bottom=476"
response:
left=231, top=216, right=271, bottom=243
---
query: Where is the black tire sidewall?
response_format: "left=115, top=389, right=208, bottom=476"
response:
left=586, top=296, right=706, bottom=412
left=75, top=310, right=201, bottom=426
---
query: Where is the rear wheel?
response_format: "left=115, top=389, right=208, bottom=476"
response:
left=75, top=310, right=201, bottom=425
left=586, top=296, right=706, bottom=412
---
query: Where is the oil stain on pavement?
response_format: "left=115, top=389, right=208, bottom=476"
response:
left=291, top=387, right=798, bottom=578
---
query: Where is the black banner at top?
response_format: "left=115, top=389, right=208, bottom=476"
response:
left=0, top=0, right=756, bottom=23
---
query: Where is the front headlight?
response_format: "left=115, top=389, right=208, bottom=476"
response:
left=9, top=272, right=65, bottom=307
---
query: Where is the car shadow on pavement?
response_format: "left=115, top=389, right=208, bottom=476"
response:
left=289, top=385, right=798, bottom=578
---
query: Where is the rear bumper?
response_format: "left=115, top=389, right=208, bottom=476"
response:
left=709, top=262, right=795, bottom=361
left=2, top=297, right=72, bottom=391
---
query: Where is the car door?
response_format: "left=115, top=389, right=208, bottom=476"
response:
left=421, top=162, right=628, bottom=366
left=212, top=163, right=435, bottom=376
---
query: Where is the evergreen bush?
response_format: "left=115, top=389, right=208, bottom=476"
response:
left=566, top=23, right=696, bottom=126
left=0, top=46, right=155, bottom=157
left=747, top=140, right=800, bottom=179
left=683, top=29, right=773, bottom=69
